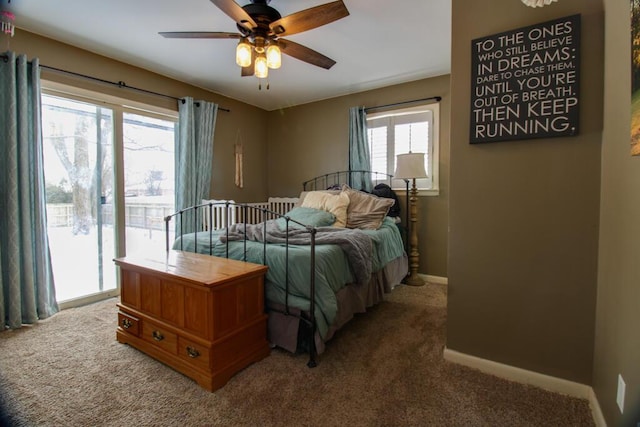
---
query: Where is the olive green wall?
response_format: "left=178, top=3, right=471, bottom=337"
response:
left=593, top=0, right=640, bottom=425
left=448, top=0, right=603, bottom=385
left=8, top=30, right=451, bottom=277
left=266, top=76, right=451, bottom=278
left=9, top=30, right=269, bottom=203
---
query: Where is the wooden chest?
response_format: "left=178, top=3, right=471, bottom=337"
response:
left=115, top=250, right=270, bottom=392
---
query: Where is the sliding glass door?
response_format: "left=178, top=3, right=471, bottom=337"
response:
left=42, top=94, right=117, bottom=303
left=41, top=91, right=177, bottom=305
left=122, top=112, right=175, bottom=258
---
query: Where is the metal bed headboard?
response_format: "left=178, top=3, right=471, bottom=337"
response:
left=302, top=170, right=394, bottom=191
left=302, top=170, right=409, bottom=253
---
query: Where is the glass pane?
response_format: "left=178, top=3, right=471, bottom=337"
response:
left=123, top=112, right=175, bottom=257
left=42, top=95, right=116, bottom=302
left=368, top=107, right=437, bottom=191
left=394, top=122, right=429, bottom=169
left=368, top=126, right=388, bottom=174
left=394, top=122, right=430, bottom=189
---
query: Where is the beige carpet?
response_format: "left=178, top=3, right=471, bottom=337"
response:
left=0, top=283, right=594, bottom=426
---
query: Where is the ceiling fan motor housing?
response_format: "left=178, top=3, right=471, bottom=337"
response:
left=238, top=1, right=282, bottom=38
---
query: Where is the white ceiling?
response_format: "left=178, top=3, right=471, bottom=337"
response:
left=5, top=0, right=451, bottom=111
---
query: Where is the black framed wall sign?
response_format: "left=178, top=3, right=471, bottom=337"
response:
left=470, top=14, right=581, bottom=144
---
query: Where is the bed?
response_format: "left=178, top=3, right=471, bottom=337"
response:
left=165, top=171, right=409, bottom=366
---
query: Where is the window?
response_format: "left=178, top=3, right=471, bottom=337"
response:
left=367, top=103, right=440, bottom=195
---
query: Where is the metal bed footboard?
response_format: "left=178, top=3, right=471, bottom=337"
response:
left=162, top=170, right=406, bottom=368
left=164, top=201, right=319, bottom=368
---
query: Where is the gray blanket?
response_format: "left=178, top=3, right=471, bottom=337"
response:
left=221, top=221, right=373, bottom=285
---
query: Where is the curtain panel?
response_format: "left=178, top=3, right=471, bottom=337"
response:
left=0, top=52, right=58, bottom=329
left=348, top=106, right=372, bottom=192
left=175, top=97, right=218, bottom=234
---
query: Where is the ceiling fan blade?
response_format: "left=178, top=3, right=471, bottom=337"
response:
left=269, top=0, right=349, bottom=37
left=159, top=31, right=241, bottom=39
left=278, top=39, right=336, bottom=70
left=210, top=0, right=257, bottom=32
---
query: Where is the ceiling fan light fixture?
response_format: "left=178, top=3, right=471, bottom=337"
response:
left=236, top=38, right=252, bottom=67
left=254, top=36, right=266, bottom=54
left=255, top=54, right=269, bottom=79
left=266, top=42, right=281, bottom=69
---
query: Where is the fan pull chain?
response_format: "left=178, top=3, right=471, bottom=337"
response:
left=258, top=79, right=270, bottom=91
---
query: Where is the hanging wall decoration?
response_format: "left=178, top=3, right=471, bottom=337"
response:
left=470, top=14, right=581, bottom=144
left=631, top=0, right=640, bottom=156
left=521, top=0, right=558, bottom=7
left=234, top=130, right=244, bottom=188
left=1, top=0, right=15, bottom=40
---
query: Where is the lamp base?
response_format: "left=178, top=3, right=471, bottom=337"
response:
left=403, top=272, right=425, bottom=287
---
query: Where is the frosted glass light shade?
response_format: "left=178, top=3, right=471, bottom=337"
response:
left=266, top=43, right=281, bottom=69
left=254, top=55, right=268, bottom=78
left=236, top=39, right=252, bottom=67
left=394, top=153, right=427, bottom=179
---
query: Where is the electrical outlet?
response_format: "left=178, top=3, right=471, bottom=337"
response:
left=617, top=374, right=626, bottom=414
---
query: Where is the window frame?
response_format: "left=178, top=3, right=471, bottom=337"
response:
left=366, top=102, right=440, bottom=196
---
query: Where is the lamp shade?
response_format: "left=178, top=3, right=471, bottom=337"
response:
left=236, top=39, right=252, bottom=67
left=394, top=152, right=427, bottom=179
left=254, top=55, right=268, bottom=78
left=266, top=43, right=281, bottom=69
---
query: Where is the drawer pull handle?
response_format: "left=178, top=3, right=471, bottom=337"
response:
left=152, top=330, right=165, bottom=341
left=121, top=318, right=132, bottom=329
left=186, top=346, right=200, bottom=358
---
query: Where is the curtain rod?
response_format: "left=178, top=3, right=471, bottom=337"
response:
left=364, top=96, right=441, bottom=113
left=40, top=64, right=231, bottom=112
left=0, top=54, right=230, bottom=112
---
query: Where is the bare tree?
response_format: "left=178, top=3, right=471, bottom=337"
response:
left=144, top=170, right=164, bottom=196
left=45, top=103, right=116, bottom=235
left=49, top=116, right=92, bottom=235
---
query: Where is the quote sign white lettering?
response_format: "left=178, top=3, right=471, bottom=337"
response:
left=470, top=14, right=581, bottom=144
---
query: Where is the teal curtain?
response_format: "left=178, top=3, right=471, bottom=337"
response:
left=348, top=106, right=372, bottom=192
left=0, top=52, right=58, bottom=329
left=175, top=97, right=218, bottom=234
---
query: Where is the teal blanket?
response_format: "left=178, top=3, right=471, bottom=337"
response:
left=173, top=217, right=405, bottom=339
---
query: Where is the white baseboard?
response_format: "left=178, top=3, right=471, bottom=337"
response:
left=443, top=348, right=606, bottom=426
left=423, top=274, right=448, bottom=285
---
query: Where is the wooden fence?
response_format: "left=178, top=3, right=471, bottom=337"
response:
left=46, top=203, right=173, bottom=230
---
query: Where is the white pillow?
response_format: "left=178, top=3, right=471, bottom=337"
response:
left=300, top=191, right=350, bottom=227
left=296, top=189, right=341, bottom=207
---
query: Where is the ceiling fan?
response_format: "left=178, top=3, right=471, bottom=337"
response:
left=160, top=0, right=349, bottom=79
